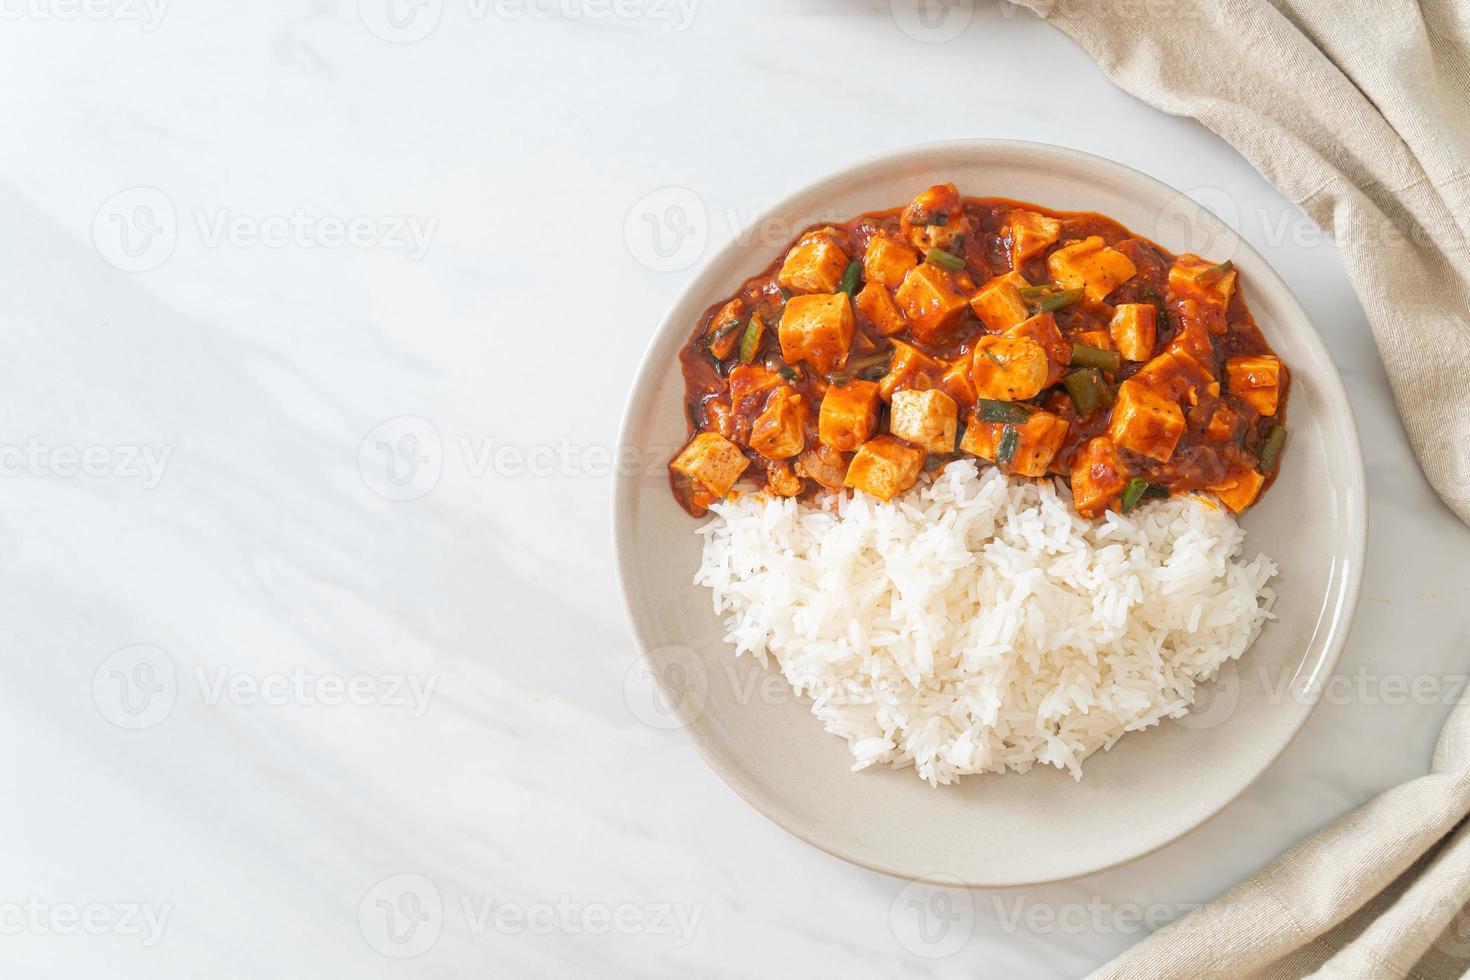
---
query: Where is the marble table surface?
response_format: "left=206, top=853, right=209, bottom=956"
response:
left=2, top=1, right=1467, bottom=976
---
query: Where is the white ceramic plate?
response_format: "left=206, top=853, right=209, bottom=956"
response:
left=613, top=140, right=1366, bottom=887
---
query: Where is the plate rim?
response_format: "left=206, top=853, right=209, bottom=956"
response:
left=612, top=138, right=1368, bottom=887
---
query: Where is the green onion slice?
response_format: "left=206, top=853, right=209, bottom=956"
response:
left=1259, top=424, right=1287, bottom=472
left=996, top=425, right=1019, bottom=466
left=1034, top=287, right=1083, bottom=314
left=1121, top=477, right=1149, bottom=512
left=925, top=248, right=966, bottom=272
left=704, top=320, right=740, bottom=348
left=1070, top=343, right=1121, bottom=374
left=976, top=399, right=1033, bottom=424
left=738, top=315, right=763, bottom=364
left=1198, top=260, right=1234, bottom=286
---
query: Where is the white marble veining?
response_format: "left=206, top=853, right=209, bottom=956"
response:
left=0, top=1, right=1466, bottom=976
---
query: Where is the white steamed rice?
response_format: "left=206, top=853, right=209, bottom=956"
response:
left=694, top=459, right=1277, bottom=785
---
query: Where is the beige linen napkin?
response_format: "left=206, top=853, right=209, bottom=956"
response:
left=997, top=0, right=1470, bottom=976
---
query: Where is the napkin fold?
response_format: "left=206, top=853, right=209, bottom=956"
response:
left=999, top=1, right=1470, bottom=976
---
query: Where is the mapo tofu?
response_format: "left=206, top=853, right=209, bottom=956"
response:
left=671, top=183, right=1290, bottom=518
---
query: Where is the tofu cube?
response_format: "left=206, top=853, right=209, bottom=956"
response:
left=748, top=388, right=806, bottom=460
left=726, top=364, right=786, bottom=415
left=671, top=431, right=749, bottom=498
left=936, top=353, right=977, bottom=412
left=777, top=230, right=849, bottom=295
left=970, top=335, right=1049, bottom=401
left=970, top=274, right=1030, bottom=333
left=1163, top=321, right=1216, bottom=372
left=844, top=435, right=925, bottom=501
left=1170, top=254, right=1237, bottom=307
left=900, top=182, right=969, bottom=253
left=960, top=409, right=1069, bottom=477
left=902, top=182, right=963, bottom=226
left=1047, top=235, right=1138, bottom=304
left=1226, top=355, right=1282, bottom=416
left=1211, top=465, right=1266, bottom=513
left=895, top=263, right=971, bottom=343
left=1071, top=328, right=1113, bottom=351
left=819, top=379, right=882, bottom=452
left=1069, top=436, right=1130, bottom=515
left=1012, top=412, right=1070, bottom=477
left=957, top=417, right=996, bottom=459
left=779, top=293, right=855, bottom=374
left=1109, top=303, right=1158, bottom=362
left=1108, top=379, right=1186, bottom=462
left=1004, top=312, right=1071, bottom=385
left=1168, top=255, right=1237, bottom=337
left=863, top=235, right=919, bottom=288
left=704, top=299, right=745, bottom=360
left=1131, top=351, right=1213, bottom=405
left=889, top=388, right=958, bottom=454
left=877, top=340, right=943, bottom=401
left=1008, top=209, right=1062, bottom=267
left=854, top=280, right=906, bottom=336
